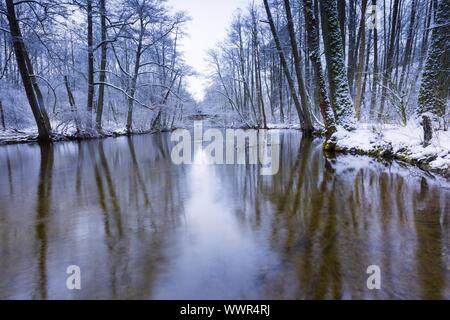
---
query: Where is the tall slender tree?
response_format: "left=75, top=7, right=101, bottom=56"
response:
left=378, top=0, right=400, bottom=120
left=96, top=0, right=108, bottom=131
left=283, top=0, right=313, bottom=132
left=319, top=0, right=356, bottom=130
left=354, top=0, right=368, bottom=119
left=263, top=0, right=308, bottom=131
left=86, top=0, right=94, bottom=129
left=303, top=0, right=336, bottom=140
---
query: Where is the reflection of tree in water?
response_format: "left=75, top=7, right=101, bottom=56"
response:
left=34, top=143, right=54, bottom=300
left=1, top=132, right=448, bottom=299
left=414, top=177, right=446, bottom=299
left=217, top=131, right=450, bottom=299
left=82, top=134, right=186, bottom=298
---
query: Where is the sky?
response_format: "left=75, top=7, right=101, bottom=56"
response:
left=167, top=0, right=251, bottom=102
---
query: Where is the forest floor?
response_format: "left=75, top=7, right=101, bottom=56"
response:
left=333, top=123, right=450, bottom=178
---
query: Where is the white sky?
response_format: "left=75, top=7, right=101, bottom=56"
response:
left=167, top=0, right=251, bottom=102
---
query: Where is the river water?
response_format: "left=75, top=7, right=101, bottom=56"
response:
left=0, top=131, right=449, bottom=299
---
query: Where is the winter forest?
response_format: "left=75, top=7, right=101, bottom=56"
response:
left=0, top=0, right=450, bottom=301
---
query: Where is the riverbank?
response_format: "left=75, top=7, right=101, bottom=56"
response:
left=2, top=122, right=449, bottom=179
left=0, top=127, right=161, bottom=145
left=331, top=123, right=450, bottom=178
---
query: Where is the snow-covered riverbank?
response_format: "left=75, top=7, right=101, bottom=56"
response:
left=333, top=123, right=450, bottom=177
left=2, top=122, right=449, bottom=178
left=0, top=126, right=157, bottom=145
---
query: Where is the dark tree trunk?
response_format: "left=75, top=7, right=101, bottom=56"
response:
left=303, top=0, right=337, bottom=140
left=64, top=75, right=79, bottom=133
left=422, top=115, right=433, bottom=146
left=0, top=98, right=5, bottom=130
left=86, top=0, right=94, bottom=128
left=417, top=0, right=449, bottom=119
left=319, top=0, right=356, bottom=130
left=398, top=0, right=417, bottom=91
left=379, top=0, right=400, bottom=120
left=263, top=0, right=307, bottom=130
left=347, top=0, right=357, bottom=91
left=5, top=0, right=52, bottom=141
left=354, top=0, right=368, bottom=119
left=96, top=0, right=108, bottom=131
left=369, top=0, right=379, bottom=119
left=337, top=0, right=346, bottom=58
left=283, top=0, right=314, bottom=132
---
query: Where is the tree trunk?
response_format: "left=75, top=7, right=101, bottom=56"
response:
left=263, top=0, right=307, bottom=130
left=64, top=75, right=79, bottom=133
left=86, top=0, right=94, bottom=129
left=96, top=0, right=108, bottom=131
left=422, top=115, right=433, bottom=146
left=337, top=0, right=346, bottom=59
left=369, top=0, right=379, bottom=119
left=347, top=0, right=357, bottom=91
left=354, top=0, right=368, bottom=119
left=5, top=0, right=52, bottom=141
left=417, top=0, right=449, bottom=119
left=319, top=0, right=356, bottom=130
left=303, top=0, right=337, bottom=140
left=398, top=0, right=417, bottom=91
left=0, top=98, right=5, bottom=130
left=283, top=0, right=314, bottom=133
left=126, top=33, right=143, bottom=133
left=378, top=0, right=400, bottom=120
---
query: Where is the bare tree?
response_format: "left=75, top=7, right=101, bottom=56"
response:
left=263, top=0, right=309, bottom=131
left=5, top=0, right=51, bottom=141
left=96, top=0, right=108, bottom=131
left=303, top=0, right=337, bottom=140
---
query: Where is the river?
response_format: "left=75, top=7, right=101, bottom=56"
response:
left=0, top=131, right=449, bottom=299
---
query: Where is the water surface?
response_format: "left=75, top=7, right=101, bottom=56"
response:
left=0, top=131, right=449, bottom=299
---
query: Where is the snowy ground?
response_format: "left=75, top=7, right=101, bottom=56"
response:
left=0, top=122, right=148, bottom=145
left=333, top=123, right=450, bottom=176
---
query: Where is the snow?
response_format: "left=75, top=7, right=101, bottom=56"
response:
left=0, top=129, right=37, bottom=144
left=0, top=121, right=149, bottom=145
left=267, top=123, right=301, bottom=130
left=333, top=122, right=450, bottom=174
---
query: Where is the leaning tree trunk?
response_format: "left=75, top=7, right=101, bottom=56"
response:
left=417, top=0, right=449, bottom=143
left=5, top=0, right=52, bottom=141
left=303, top=0, right=337, bottom=140
left=398, top=0, right=417, bottom=91
left=263, top=0, right=307, bottom=130
left=64, top=75, right=80, bottom=133
left=319, top=0, right=356, bottom=130
left=283, top=0, right=314, bottom=133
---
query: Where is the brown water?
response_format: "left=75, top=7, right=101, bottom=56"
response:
left=0, top=131, right=449, bottom=299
